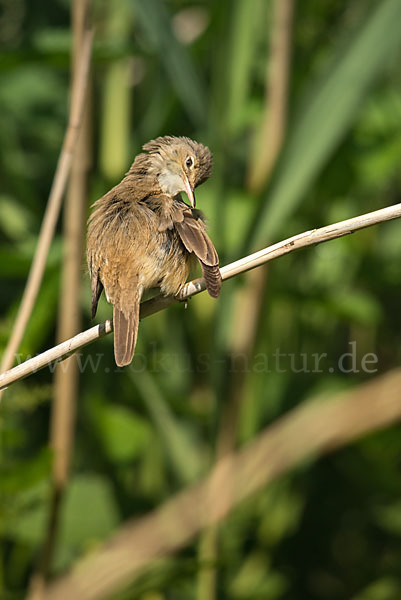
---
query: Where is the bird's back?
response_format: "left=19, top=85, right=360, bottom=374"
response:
left=87, top=181, right=191, bottom=302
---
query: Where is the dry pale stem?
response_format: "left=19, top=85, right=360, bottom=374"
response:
left=26, top=2, right=93, bottom=597
left=247, top=0, right=294, bottom=193
left=0, top=0, right=93, bottom=397
left=38, top=368, right=401, bottom=600
left=202, top=4, right=295, bottom=594
left=1, top=201, right=401, bottom=392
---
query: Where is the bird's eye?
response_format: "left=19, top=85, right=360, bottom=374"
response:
left=185, top=156, right=194, bottom=168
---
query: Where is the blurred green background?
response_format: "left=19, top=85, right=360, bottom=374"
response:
left=2, top=0, right=401, bottom=598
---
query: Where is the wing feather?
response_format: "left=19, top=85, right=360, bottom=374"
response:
left=175, top=209, right=221, bottom=298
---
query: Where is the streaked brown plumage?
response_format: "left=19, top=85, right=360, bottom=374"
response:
left=87, top=135, right=221, bottom=367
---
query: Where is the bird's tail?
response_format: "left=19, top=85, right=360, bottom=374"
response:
left=201, top=262, right=222, bottom=298
left=112, top=276, right=143, bottom=367
left=113, top=302, right=140, bottom=367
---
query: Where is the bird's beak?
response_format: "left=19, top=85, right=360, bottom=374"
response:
left=183, top=176, right=196, bottom=209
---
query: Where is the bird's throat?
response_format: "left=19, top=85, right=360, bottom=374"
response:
left=158, top=168, right=184, bottom=197
left=158, top=168, right=195, bottom=208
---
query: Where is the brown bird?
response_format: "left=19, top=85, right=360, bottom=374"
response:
left=87, top=135, right=221, bottom=367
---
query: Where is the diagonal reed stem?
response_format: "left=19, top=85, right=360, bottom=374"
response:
left=1, top=201, right=401, bottom=392
left=37, top=367, right=401, bottom=600
left=0, top=17, right=94, bottom=381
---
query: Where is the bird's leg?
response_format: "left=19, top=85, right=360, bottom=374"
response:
left=175, top=287, right=191, bottom=308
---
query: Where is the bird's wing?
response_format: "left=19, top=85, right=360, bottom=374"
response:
left=88, top=254, right=104, bottom=319
left=174, top=208, right=222, bottom=298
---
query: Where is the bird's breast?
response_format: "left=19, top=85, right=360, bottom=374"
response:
left=90, top=197, right=191, bottom=298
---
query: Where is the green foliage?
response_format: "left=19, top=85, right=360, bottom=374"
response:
left=2, top=0, right=401, bottom=598
left=91, top=400, right=151, bottom=462
left=248, top=0, right=401, bottom=250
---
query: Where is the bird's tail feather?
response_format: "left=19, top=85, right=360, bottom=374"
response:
left=113, top=300, right=140, bottom=367
left=201, top=262, right=222, bottom=298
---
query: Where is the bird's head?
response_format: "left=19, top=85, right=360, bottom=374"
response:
left=141, top=136, right=213, bottom=208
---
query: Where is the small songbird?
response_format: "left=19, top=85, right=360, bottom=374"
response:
left=87, top=136, right=221, bottom=367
